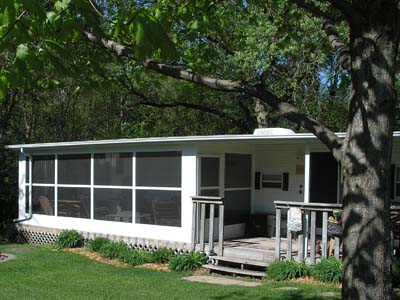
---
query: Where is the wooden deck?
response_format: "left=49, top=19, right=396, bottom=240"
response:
left=198, top=237, right=299, bottom=263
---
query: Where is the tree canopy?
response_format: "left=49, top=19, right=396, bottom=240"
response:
left=1, top=1, right=400, bottom=299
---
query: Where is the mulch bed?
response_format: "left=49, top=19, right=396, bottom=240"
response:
left=63, top=247, right=170, bottom=272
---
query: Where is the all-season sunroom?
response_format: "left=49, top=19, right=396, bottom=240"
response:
left=9, top=129, right=400, bottom=255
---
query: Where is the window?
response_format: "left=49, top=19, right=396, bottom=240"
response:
left=94, top=188, right=132, bottom=222
left=58, top=187, right=90, bottom=219
left=396, top=167, right=400, bottom=197
left=136, top=190, right=181, bottom=227
left=224, top=153, right=252, bottom=225
left=32, top=186, right=55, bottom=216
left=136, top=151, right=182, bottom=226
left=136, top=151, right=181, bottom=187
left=94, top=153, right=132, bottom=186
left=262, top=174, right=283, bottom=188
left=32, top=155, right=54, bottom=184
left=225, top=154, right=251, bottom=188
left=58, top=154, right=90, bottom=185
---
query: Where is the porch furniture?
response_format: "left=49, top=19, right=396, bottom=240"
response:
left=38, top=196, right=53, bottom=215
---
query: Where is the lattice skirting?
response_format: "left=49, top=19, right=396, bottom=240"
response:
left=14, top=225, right=190, bottom=254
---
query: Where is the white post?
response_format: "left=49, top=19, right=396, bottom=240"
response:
left=18, top=151, right=26, bottom=219
left=303, top=145, right=310, bottom=260
left=304, top=144, right=310, bottom=203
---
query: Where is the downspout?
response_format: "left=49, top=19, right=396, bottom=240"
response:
left=13, top=148, right=33, bottom=223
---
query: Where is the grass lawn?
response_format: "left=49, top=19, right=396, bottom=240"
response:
left=0, top=244, right=341, bottom=300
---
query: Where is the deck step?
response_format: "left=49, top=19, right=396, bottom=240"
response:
left=211, top=256, right=270, bottom=267
left=202, top=264, right=266, bottom=278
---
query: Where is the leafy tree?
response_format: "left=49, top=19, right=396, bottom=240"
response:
left=1, top=1, right=399, bottom=299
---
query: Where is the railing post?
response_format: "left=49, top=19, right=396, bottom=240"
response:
left=191, top=202, right=197, bottom=251
left=310, top=210, right=316, bottom=264
left=334, top=237, right=340, bottom=259
left=287, top=227, right=292, bottom=261
left=199, top=203, right=206, bottom=252
left=208, top=204, right=215, bottom=254
left=218, top=204, right=224, bottom=256
left=322, top=211, right=328, bottom=258
left=275, top=208, right=281, bottom=261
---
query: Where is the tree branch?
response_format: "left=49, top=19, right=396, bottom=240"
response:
left=83, top=31, right=343, bottom=158
left=325, top=0, right=353, bottom=20
left=322, top=18, right=351, bottom=71
left=290, top=0, right=335, bottom=20
left=0, top=9, right=27, bottom=42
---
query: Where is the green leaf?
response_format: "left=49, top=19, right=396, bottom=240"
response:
left=0, top=75, right=8, bottom=102
left=15, top=43, right=28, bottom=61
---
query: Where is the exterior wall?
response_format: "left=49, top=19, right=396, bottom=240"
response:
left=253, top=144, right=307, bottom=214
left=18, top=145, right=197, bottom=244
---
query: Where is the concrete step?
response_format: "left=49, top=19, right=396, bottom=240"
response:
left=211, top=256, right=270, bottom=268
left=202, top=264, right=266, bottom=278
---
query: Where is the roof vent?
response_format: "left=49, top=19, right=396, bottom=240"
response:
left=253, top=128, right=295, bottom=136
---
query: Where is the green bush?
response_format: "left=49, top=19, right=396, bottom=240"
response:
left=168, top=252, right=206, bottom=272
left=151, top=248, right=174, bottom=264
left=119, top=249, right=152, bottom=266
left=267, top=260, right=311, bottom=281
left=312, top=258, right=342, bottom=283
left=392, top=257, right=400, bottom=287
left=98, top=241, right=128, bottom=259
left=54, top=230, right=84, bottom=249
left=87, top=237, right=110, bottom=252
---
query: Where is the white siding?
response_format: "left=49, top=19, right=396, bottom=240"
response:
left=253, top=144, right=306, bottom=214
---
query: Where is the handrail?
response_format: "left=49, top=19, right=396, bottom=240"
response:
left=190, top=196, right=225, bottom=256
left=274, top=201, right=342, bottom=211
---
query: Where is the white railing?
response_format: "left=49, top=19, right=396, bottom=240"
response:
left=274, top=201, right=343, bottom=264
left=190, top=196, right=224, bottom=255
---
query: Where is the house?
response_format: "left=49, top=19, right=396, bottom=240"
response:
left=7, top=128, right=400, bottom=273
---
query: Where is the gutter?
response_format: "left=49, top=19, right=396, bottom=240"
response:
left=13, top=148, right=32, bottom=223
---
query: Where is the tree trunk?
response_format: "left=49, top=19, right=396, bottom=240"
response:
left=341, top=3, right=399, bottom=299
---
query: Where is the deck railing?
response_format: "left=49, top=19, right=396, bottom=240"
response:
left=190, top=196, right=224, bottom=255
left=274, top=201, right=400, bottom=264
left=274, top=201, right=343, bottom=264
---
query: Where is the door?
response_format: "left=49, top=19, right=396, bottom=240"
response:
left=198, top=155, right=223, bottom=197
left=310, top=152, right=339, bottom=203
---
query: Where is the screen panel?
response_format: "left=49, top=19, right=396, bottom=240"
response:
left=58, top=187, right=90, bottom=219
left=94, top=188, right=132, bottom=222
left=32, top=155, right=54, bottom=184
left=201, top=157, right=219, bottom=187
left=225, top=154, right=252, bottom=188
left=32, top=186, right=55, bottom=215
left=136, top=152, right=181, bottom=187
left=136, top=190, right=181, bottom=227
left=58, top=154, right=91, bottom=185
left=94, top=153, right=132, bottom=186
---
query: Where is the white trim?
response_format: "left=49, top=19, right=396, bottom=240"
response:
left=54, top=154, right=58, bottom=216
left=135, top=186, right=182, bottom=191
left=32, top=183, right=55, bottom=187
left=304, top=144, right=310, bottom=203
left=132, top=153, right=136, bottom=224
left=200, top=186, right=220, bottom=190
left=7, top=132, right=357, bottom=151
left=92, top=185, right=134, bottom=190
left=90, top=153, right=94, bottom=220
left=57, top=184, right=91, bottom=188
left=224, top=187, right=252, bottom=191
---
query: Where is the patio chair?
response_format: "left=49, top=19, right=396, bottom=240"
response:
left=152, top=199, right=180, bottom=226
left=38, top=196, right=53, bottom=215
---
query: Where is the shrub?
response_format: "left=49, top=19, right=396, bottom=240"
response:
left=87, top=237, right=110, bottom=252
left=168, top=252, right=206, bottom=272
left=54, top=230, right=84, bottom=249
left=99, top=241, right=128, bottom=259
left=119, top=249, right=152, bottom=266
left=392, top=257, right=400, bottom=287
left=267, top=260, right=311, bottom=281
left=312, top=257, right=342, bottom=283
left=151, top=248, right=174, bottom=264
